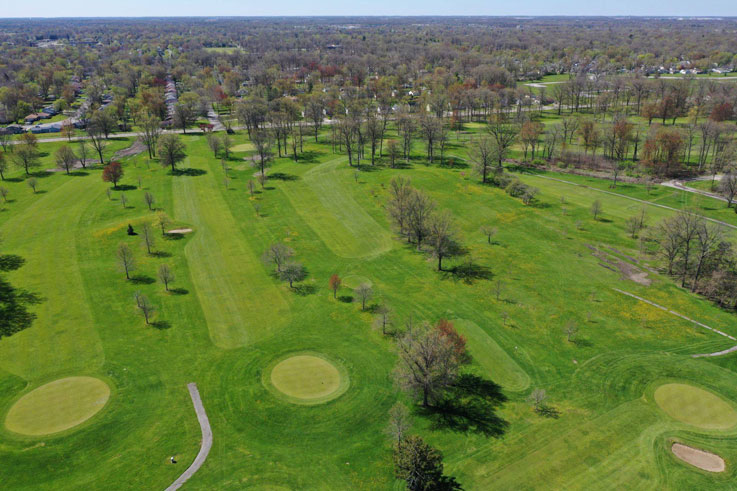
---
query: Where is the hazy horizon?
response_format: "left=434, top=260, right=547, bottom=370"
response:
left=2, top=0, right=736, bottom=19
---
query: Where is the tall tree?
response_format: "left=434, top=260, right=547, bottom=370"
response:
left=157, top=134, right=187, bottom=173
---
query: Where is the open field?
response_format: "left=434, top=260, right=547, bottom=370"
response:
left=2, top=124, right=737, bottom=490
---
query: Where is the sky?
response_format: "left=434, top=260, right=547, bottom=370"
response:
left=2, top=0, right=736, bottom=18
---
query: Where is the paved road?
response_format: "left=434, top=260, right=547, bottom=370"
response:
left=166, top=383, right=212, bottom=491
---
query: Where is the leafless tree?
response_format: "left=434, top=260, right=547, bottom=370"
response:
left=385, top=402, right=412, bottom=448
left=718, top=171, right=737, bottom=207
left=117, top=243, right=136, bottom=280
left=394, top=322, right=463, bottom=407
left=55, top=145, right=77, bottom=174
left=354, top=283, right=373, bottom=311
left=156, top=212, right=171, bottom=235
left=280, top=262, right=306, bottom=288
left=262, top=243, right=294, bottom=273
left=469, top=135, right=496, bottom=184
left=141, top=223, right=156, bottom=255
left=144, top=191, right=155, bottom=211
left=428, top=210, right=460, bottom=271
left=134, top=291, right=155, bottom=325
left=158, top=264, right=175, bottom=291
left=374, top=301, right=393, bottom=335
left=138, top=115, right=162, bottom=158
left=590, top=200, right=602, bottom=220
left=564, top=321, right=579, bottom=342
left=26, top=177, right=38, bottom=193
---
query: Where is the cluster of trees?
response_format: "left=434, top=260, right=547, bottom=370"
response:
left=262, top=242, right=307, bottom=289
left=387, top=177, right=462, bottom=271
left=647, top=211, right=737, bottom=307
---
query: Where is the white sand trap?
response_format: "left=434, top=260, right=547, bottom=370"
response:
left=167, top=228, right=193, bottom=234
left=672, top=443, right=725, bottom=472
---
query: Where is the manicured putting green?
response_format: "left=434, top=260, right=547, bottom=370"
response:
left=269, top=354, right=348, bottom=404
left=5, top=376, right=110, bottom=436
left=342, top=275, right=372, bottom=290
left=230, top=143, right=254, bottom=152
left=654, top=383, right=737, bottom=429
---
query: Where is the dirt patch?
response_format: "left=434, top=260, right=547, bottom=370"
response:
left=588, top=244, right=651, bottom=286
left=113, top=140, right=146, bottom=159
left=672, top=443, right=725, bottom=472
left=167, top=228, right=193, bottom=235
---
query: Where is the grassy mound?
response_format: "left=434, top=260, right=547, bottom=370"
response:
left=4, top=376, right=110, bottom=436
left=267, top=353, right=349, bottom=405
left=342, top=275, right=372, bottom=290
left=654, top=383, right=737, bottom=429
left=230, top=143, right=254, bottom=153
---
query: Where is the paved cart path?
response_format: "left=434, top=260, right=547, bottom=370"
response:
left=166, top=383, right=212, bottom=491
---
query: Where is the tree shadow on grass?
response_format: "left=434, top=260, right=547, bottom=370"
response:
left=169, top=287, right=189, bottom=295
left=173, top=168, right=207, bottom=177
left=418, top=374, right=509, bottom=437
left=0, top=254, right=25, bottom=272
left=151, top=320, right=171, bottom=330
left=151, top=251, right=172, bottom=258
left=270, top=172, right=299, bottom=181
left=164, top=233, right=185, bottom=241
left=296, top=150, right=322, bottom=163
left=130, top=275, right=155, bottom=285
left=536, top=405, right=561, bottom=419
left=293, top=284, right=317, bottom=296
left=338, top=295, right=354, bottom=303
left=115, top=184, right=137, bottom=191
left=441, top=263, right=493, bottom=284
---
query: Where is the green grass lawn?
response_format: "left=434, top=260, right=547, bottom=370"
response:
left=1, top=129, right=737, bottom=489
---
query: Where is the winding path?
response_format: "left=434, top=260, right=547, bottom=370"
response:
left=166, top=383, right=212, bottom=491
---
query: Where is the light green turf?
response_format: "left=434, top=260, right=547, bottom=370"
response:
left=453, top=319, right=530, bottom=391
left=271, top=355, right=342, bottom=400
left=654, top=383, right=737, bottom=429
left=4, top=377, right=110, bottom=436
left=282, top=158, right=393, bottom=258
left=173, top=151, right=289, bottom=349
left=4, top=126, right=737, bottom=489
left=342, top=274, right=372, bottom=289
left=0, top=177, right=105, bottom=380
left=230, top=143, right=254, bottom=152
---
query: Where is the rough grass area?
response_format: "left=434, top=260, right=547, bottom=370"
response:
left=4, top=377, right=110, bottom=436
left=654, top=383, right=737, bottom=429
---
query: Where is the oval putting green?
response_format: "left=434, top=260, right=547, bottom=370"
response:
left=5, top=376, right=110, bottom=436
left=654, top=383, right=737, bottom=429
left=269, top=354, right=349, bottom=405
left=342, top=275, right=372, bottom=290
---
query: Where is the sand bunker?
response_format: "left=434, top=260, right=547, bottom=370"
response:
left=167, top=228, right=193, bottom=234
left=268, top=353, right=348, bottom=405
left=5, top=376, right=110, bottom=436
left=672, top=443, right=725, bottom=472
